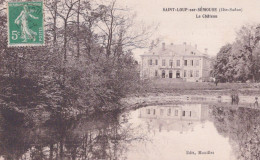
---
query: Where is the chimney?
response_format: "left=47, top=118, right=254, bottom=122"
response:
left=162, top=42, right=165, bottom=50
left=183, top=42, right=186, bottom=45
left=195, top=44, right=197, bottom=49
left=205, top=48, right=208, bottom=53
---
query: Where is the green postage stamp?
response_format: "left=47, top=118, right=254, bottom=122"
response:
left=8, top=1, right=44, bottom=47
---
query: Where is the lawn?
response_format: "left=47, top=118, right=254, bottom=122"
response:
left=140, top=79, right=260, bottom=96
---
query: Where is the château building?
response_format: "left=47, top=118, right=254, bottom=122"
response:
left=138, top=104, right=209, bottom=133
left=140, top=42, right=212, bottom=82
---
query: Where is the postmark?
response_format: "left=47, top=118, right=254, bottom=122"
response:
left=8, top=1, right=44, bottom=47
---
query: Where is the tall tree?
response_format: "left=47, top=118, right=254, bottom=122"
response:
left=1, top=0, right=154, bottom=113
left=212, top=24, right=260, bottom=82
left=211, top=44, right=234, bottom=82
left=234, top=25, right=260, bottom=81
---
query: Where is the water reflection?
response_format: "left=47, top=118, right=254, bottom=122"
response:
left=0, top=108, right=145, bottom=160
left=138, top=104, right=208, bottom=134
left=128, top=104, right=260, bottom=160
left=210, top=106, right=260, bottom=160
left=1, top=103, right=260, bottom=160
left=231, top=94, right=239, bottom=105
left=254, top=97, right=258, bottom=107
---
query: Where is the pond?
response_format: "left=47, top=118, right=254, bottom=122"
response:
left=0, top=102, right=259, bottom=160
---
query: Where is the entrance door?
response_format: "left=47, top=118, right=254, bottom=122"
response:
left=169, top=70, right=173, bottom=78
left=162, top=70, right=165, bottom=78
left=176, top=71, right=180, bottom=78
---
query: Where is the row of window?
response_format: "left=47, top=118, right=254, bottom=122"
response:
left=155, top=70, right=200, bottom=78
left=148, top=59, right=200, bottom=67
left=146, top=109, right=192, bottom=117
left=183, top=70, right=200, bottom=78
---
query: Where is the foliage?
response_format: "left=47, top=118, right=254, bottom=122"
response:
left=0, top=0, right=153, bottom=113
left=211, top=24, right=260, bottom=82
left=210, top=107, right=260, bottom=160
left=211, top=44, right=233, bottom=82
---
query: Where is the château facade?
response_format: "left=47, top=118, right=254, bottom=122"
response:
left=140, top=42, right=212, bottom=82
left=138, top=104, right=209, bottom=133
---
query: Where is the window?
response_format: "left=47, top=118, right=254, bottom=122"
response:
left=191, top=60, right=193, bottom=66
left=160, top=109, right=164, bottom=115
left=147, top=109, right=150, bottom=114
left=190, top=70, right=193, bottom=77
left=176, top=71, right=180, bottom=78
left=169, top=70, right=173, bottom=78
left=196, top=60, right=199, bottom=66
left=155, top=70, right=158, bottom=77
left=196, top=70, right=199, bottom=77
left=184, top=70, right=187, bottom=77
left=162, top=70, right=165, bottom=78
left=190, top=111, right=192, bottom=117
left=169, top=60, right=173, bottom=67
left=182, top=111, right=185, bottom=116
left=162, top=59, right=166, bottom=66
left=175, top=110, right=178, bottom=116
left=153, top=109, right=156, bottom=115
left=184, top=60, right=187, bottom=66
left=155, top=59, right=158, bottom=65
left=149, top=59, right=152, bottom=65
left=167, top=109, right=171, bottom=116
left=177, top=60, right=180, bottom=66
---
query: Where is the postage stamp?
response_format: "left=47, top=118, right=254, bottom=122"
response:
left=7, top=1, right=44, bottom=47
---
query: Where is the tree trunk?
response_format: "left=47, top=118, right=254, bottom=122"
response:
left=49, top=144, right=53, bottom=160
left=60, top=140, right=64, bottom=160
left=76, top=0, right=80, bottom=58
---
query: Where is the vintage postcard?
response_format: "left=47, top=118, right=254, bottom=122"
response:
left=0, top=0, right=260, bottom=160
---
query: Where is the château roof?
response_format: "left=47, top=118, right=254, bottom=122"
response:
left=141, top=42, right=209, bottom=58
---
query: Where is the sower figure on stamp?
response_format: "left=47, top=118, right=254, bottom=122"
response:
left=14, top=5, right=39, bottom=42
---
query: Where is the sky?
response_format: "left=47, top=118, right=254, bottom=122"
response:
left=118, top=0, right=260, bottom=60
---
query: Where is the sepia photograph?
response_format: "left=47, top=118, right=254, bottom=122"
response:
left=1, top=0, right=260, bottom=159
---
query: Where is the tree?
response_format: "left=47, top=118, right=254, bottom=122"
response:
left=0, top=0, right=154, bottom=113
left=211, top=24, right=260, bottom=82
left=210, top=106, right=260, bottom=160
left=211, top=44, right=233, bottom=82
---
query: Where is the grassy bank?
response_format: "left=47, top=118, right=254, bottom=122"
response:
left=137, top=79, right=260, bottom=96
left=122, top=80, right=260, bottom=109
